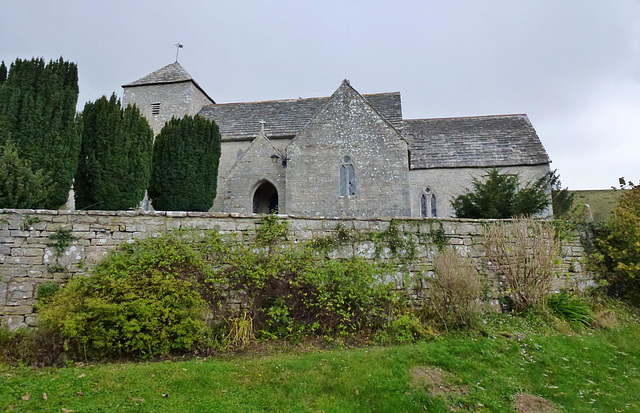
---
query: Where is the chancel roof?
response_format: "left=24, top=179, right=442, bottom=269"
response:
left=404, top=115, right=551, bottom=169
left=198, top=92, right=403, bottom=141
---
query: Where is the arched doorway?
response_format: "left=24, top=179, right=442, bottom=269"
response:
left=253, top=181, right=278, bottom=214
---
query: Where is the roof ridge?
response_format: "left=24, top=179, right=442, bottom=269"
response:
left=203, top=92, right=400, bottom=108
left=405, top=114, right=528, bottom=122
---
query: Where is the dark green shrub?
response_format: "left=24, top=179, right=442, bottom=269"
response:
left=547, top=292, right=593, bottom=328
left=39, top=233, right=211, bottom=358
left=452, top=169, right=550, bottom=219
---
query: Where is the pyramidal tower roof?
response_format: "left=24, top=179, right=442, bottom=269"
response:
left=122, top=62, right=214, bottom=103
left=123, top=62, right=193, bottom=86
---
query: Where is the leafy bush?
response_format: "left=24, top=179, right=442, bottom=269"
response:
left=428, top=248, right=483, bottom=329
left=452, top=169, right=550, bottom=219
left=212, top=243, right=398, bottom=338
left=192, top=216, right=401, bottom=338
left=39, top=233, right=210, bottom=358
left=484, top=217, right=561, bottom=311
left=591, top=185, right=640, bottom=304
left=547, top=292, right=592, bottom=328
left=381, top=313, right=431, bottom=343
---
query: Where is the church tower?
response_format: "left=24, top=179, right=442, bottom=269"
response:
left=122, top=62, right=214, bottom=135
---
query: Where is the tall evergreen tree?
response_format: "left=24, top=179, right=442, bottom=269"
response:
left=148, top=115, right=221, bottom=211
left=0, top=57, right=81, bottom=209
left=75, top=94, right=153, bottom=210
left=0, top=61, right=6, bottom=84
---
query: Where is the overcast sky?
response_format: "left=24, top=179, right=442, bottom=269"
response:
left=2, top=0, right=638, bottom=190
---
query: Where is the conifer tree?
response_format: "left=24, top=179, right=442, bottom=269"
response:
left=0, top=61, right=6, bottom=84
left=148, top=115, right=221, bottom=211
left=0, top=57, right=81, bottom=209
left=75, top=94, right=153, bottom=210
left=452, top=169, right=550, bottom=219
left=0, top=140, right=52, bottom=208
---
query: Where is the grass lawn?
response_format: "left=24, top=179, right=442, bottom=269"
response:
left=1, top=323, right=639, bottom=412
left=570, top=189, right=624, bottom=222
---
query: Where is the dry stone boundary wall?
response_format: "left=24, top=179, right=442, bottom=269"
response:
left=0, top=209, right=590, bottom=330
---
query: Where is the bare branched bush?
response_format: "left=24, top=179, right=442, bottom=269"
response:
left=430, top=248, right=483, bottom=329
left=484, top=217, right=561, bottom=311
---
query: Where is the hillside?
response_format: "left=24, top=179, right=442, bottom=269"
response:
left=569, top=189, right=624, bottom=221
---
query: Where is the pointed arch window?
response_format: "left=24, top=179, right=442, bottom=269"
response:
left=340, top=155, right=356, bottom=197
left=421, top=187, right=437, bottom=218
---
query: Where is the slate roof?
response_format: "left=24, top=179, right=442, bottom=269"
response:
left=122, top=62, right=214, bottom=103
left=198, top=92, right=403, bottom=141
left=404, top=115, right=550, bottom=169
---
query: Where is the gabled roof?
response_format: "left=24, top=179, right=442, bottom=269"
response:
left=404, top=114, right=550, bottom=169
left=198, top=92, right=403, bottom=141
left=122, top=62, right=214, bottom=103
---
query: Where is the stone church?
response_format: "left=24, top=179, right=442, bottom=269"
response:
left=122, top=63, right=551, bottom=218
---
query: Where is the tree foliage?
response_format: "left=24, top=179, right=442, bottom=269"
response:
left=549, top=169, right=574, bottom=219
left=451, top=169, right=551, bottom=219
left=75, top=94, right=153, bottom=210
left=0, top=61, right=6, bottom=85
left=592, top=182, right=640, bottom=304
left=0, top=140, right=52, bottom=208
left=0, top=57, right=81, bottom=209
left=148, top=115, right=221, bottom=211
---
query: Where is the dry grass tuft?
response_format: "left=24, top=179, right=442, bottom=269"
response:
left=514, top=393, right=558, bottom=413
left=410, top=366, right=467, bottom=398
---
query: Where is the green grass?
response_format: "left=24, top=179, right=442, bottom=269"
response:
left=570, top=189, right=624, bottom=222
left=1, top=323, right=639, bottom=412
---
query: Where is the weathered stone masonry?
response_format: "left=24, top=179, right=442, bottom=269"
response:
left=0, top=209, right=590, bottom=330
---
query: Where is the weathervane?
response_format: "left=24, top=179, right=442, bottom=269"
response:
left=174, top=43, right=183, bottom=62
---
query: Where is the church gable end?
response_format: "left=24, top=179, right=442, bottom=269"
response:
left=215, top=129, right=286, bottom=214
left=286, top=80, right=411, bottom=217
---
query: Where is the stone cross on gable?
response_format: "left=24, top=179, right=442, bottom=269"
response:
left=259, top=119, right=266, bottom=134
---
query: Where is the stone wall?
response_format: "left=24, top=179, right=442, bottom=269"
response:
left=0, top=209, right=590, bottom=330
